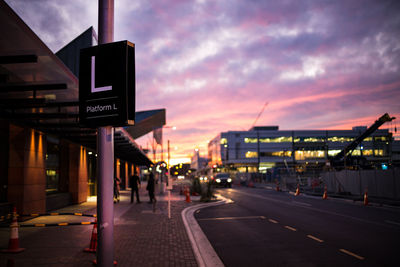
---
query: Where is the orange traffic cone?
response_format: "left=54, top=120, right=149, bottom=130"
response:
left=185, top=186, right=191, bottom=203
left=84, top=219, right=97, bottom=253
left=295, top=184, right=300, bottom=196
left=248, top=180, right=254, bottom=188
left=364, top=189, right=368, bottom=206
left=322, top=186, right=328, bottom=199
left=2, top=207, right=25, bottom=253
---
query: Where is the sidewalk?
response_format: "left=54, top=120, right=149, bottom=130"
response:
left=0, top=183, right=200, bottom=267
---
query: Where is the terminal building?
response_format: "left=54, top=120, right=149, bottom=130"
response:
left=0, top=1, right=165, bottom=216
left=208, top=125, right=399, bottom=174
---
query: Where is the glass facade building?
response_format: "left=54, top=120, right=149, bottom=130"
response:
left=208, top=125, right=397, bottom=173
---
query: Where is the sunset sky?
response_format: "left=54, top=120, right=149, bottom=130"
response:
left=6, top=0, right=400, bottom=165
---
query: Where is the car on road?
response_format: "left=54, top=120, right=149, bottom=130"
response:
left=213, top=173, right=232, bottom=187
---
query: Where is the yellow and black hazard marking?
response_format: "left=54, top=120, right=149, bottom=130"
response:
left=22, top=212, right=97, bottom=218
left=0, top=214, right=12, bottom=222
left=19, top=221, right=97, bottom=227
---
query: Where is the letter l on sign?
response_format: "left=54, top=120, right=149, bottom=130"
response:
left=91, top=56, right=112, bottom=93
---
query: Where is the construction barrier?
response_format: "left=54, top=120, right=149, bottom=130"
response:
left=322, top=186, right=328, bottom=200
left=84, top=219, right=97, bottom=253
left=275, top=180, right=280, bottom=192
left=295, top=184, right=300, bottom=196
left=184, top=186, right=191, bottom=203
left=364, top=188, right=369, bottom=206
left=1, top=207, right=25, bottom=253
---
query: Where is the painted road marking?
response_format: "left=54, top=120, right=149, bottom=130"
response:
left=385, top=220, right=400, bottom=226
left=231, top=190, right=396, bottom=230
left=198, top=216, right=265, bottom=221
left=268, top=219, right=278, bottom=224
left=284, top=226, right=297, bottom=231
left=307, top=234, right=324, bottom=243
left=339, top=249, right=365, bottom=260
left=291, top=201, right=312, bottom=207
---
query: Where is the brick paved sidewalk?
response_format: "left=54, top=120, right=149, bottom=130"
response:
left=0, top=186, right=199, bottom=267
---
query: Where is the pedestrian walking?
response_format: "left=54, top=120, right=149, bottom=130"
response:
left=130, top=171, right=141, bottom=203
left=114, top=176, right=121, bottom=203
left=146, top=172, right=156, bottom=203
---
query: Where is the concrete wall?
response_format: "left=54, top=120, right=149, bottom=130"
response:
left=322, top=168, right=400, bottom=199
left=68, top=144, right=88, bottom=204
left=8, top=125, right=46, bottom=214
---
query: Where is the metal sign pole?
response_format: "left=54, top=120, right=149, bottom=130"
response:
left=97, top=1, right=114, bottom=266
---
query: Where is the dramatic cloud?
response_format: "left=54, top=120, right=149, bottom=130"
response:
left=6, top=0, right=400, bottom=163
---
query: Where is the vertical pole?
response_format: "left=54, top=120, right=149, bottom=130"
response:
left=257, top=130, right=260, bottom=175
left=97, top=1, right=114, bottom=266
left=168, top=140, right=171, bottom=219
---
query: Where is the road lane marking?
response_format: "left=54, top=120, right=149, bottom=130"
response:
left=230, top=189, right=398, bottom=230
left=268, top=219, right=278, bottom=224
left=339, top=249, right=365, bottom=260
left=284, top=226, right=297, bottom=231
left=197, top=216, right=266, bottom=221
left=307, top=235, right=324, bottom=243
left=385, top=220, right=400, bottom=226
left=291, top=201, right=312, bottom=207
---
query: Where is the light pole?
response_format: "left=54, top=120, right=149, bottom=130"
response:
left=97, top=1, right=114, bottom=266
left=159, top=126, right=176, bottom=195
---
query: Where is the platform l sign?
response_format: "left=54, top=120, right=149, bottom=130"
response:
left=79, top=40, right=136, bottom=127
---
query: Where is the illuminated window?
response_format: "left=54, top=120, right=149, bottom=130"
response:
left=362, top=149, right=373, bottom=156
left=374, top=136, right=387, bottom=142
left=260, top=151, right=292, bottom=157
left=244, top=137, right=293, bottom=143
left=46, top=137, right=60, bottom=194
left=303, top=137, right=325, bottom=142
left=328, top=150, right=341, bottom=156
left=295, top=150, right=325, bottom=160
left=328, top=137, right=355, bottom=142
left=364, top=137, right=373, bottom=141
left=374, top=149, right=385, bottom=156
left=245, top=151, right=258, bottom=158
left=260, top=137, right=292, bottom=143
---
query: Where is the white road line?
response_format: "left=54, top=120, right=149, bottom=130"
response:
left=268, top=219, right=278, bottom=224
left=197, top=216, right=265, bottom=221
left=307, top=234, right=324, bottom=243
left=284, top=225, right=297, bottom=231
left=291, top=201, right=312, bottom=207
left=339, top=249, right=365, bottom=260
left=229, top=189, right=398, bottom=230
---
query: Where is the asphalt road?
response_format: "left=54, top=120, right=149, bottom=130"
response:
left=195, top=187, right=400, bottom=267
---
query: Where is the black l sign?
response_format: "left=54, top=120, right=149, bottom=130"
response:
left=79, top=41, right=135, bottom=127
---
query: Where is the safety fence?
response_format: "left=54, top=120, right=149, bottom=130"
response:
left=322, top=168, right=400, bottom=199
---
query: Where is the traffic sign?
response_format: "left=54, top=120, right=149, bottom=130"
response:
left=79, top=40, right=135, bottom=127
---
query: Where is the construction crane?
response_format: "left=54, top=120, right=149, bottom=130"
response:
left=250, top=102, right=269, bottom=130
left=331, top=113, right=396, bottom=167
